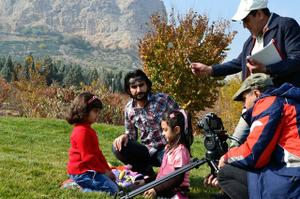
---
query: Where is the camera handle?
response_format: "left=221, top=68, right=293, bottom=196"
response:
left=118, top=158, right=208, bottom=199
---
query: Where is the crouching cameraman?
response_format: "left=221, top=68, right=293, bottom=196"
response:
left=208, top=73, right=300, bottom=199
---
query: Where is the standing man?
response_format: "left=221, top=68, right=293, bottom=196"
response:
left=191, top=0, right=300, bottom=87
left=191, top=0, right=300, bottom=146
left=112, top=69, right=179, bottom=179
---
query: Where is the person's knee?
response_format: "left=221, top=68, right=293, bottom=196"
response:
left=111, top=143, right=123, bottom=161
left=94, top=173, right=119, bottom=195
left=111, top=140, right=130, bottom=153
left=111, top=142, right=131, bottom=163
left=217, top=165, right=229, bottom=186
left=112, top=139, right=131, bottom=153
left=106, top=181, right=119, bottom=195
left=111, top=182, right=119, bottom=194
left=111, top=143, right=118, bottom=155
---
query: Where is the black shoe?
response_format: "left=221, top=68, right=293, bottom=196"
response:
left=144, top=175, right=156, bottom=183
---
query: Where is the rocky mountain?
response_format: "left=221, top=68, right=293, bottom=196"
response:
left=0, top=0, right=166, bottom=70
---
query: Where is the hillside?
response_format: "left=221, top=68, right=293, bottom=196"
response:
left=0, top=0, right=166, bottom=70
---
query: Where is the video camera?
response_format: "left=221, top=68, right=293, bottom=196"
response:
left=119, top=113, right=230, bottom=199
left=197, top=112, right=229, bottom=175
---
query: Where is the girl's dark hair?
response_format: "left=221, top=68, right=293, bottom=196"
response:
left=124, top=69, right=152, bottom=95
left=66, top=92, right=103, bottom=124
left=162, top=110, right=194, bottom=155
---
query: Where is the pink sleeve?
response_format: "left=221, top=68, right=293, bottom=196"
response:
left=172, top=146, right=190, bottom=168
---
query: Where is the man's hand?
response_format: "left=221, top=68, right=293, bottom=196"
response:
left=144, top=188, right=157, bottom=198
left=218, top=155, right=226, bottom=168
left=203, top=174, right=219, bottom=188
left=246, top=58, right=267, bottom=74
left=105, top=170, right=116, bottom=181
left=190, top=62, right=213, bottom=77
left=113, top=134, right=129, bottom=151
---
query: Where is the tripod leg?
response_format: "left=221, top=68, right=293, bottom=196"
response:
left=119, top=158, right=207, bottom=199
left=208, top=160, right=219, bottom=176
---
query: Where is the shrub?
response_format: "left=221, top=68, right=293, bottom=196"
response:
left=80, top=81, right=129, bottom=125
left=139, top=11, right=236, bottom=116
left=5, top=70, right=128, bottom=125
left=0, top=77, right=10, bottom=108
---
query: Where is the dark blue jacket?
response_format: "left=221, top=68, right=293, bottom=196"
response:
left=212, top=13, right=300, bottom=87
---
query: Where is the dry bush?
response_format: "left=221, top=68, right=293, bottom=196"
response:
left=0, top=77, right=10, bottom=108
left=81, top=81, right=129, bottom=125
left=210, top=77, right=243, bottom=133
left=5, top=71, right=127, bottom=125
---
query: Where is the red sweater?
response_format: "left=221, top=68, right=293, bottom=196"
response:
left=67, top=123, right=111, bottom=175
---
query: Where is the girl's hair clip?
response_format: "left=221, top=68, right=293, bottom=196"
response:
left=87, top=95, right=99, bottom=104
left=169, top=113, right=176, bottom=118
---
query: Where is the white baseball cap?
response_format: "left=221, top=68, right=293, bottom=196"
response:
left=232, top=0, right=268, bottom=21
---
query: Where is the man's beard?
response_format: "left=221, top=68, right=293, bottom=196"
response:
left=131, top=92, right=148, bottom=101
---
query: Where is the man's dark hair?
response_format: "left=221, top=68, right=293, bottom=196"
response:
left=66, top=92, right=102, bottom=124
left=249, top=8, right=271, bottom=17
left=124, top=69, right=152, bottom=95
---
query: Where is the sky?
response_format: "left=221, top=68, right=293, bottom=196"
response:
left=162, top=0, right=300, bottom=62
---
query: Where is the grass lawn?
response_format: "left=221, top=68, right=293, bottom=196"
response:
left=0, top=117, right=218, bottom=199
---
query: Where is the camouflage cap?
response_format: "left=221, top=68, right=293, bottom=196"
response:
left=233, top=73, right=274, bottom=101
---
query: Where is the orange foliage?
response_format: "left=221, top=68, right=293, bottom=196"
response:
left=0, top=77, right=10, bottom=108
left=139, top=11, right=236, bottom=115
left=3, top=71, right=127, bottom=125
left=210, top=77, right=243, bottom=133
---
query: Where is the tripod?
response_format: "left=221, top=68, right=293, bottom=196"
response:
left=118, top=157, right=219, bottom=199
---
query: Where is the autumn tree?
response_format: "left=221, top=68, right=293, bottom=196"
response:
left=25, top=53, right=35, bottom=72
left=139, top=11, right=236, bottom=115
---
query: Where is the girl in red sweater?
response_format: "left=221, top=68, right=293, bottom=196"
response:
left=66, top=92, right=118, bottom=195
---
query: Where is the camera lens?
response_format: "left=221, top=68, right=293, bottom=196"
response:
left=204, top=137, right=216, bottom=150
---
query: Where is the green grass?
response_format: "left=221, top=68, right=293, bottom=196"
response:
left=0, top=117, right=218, bottom=199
